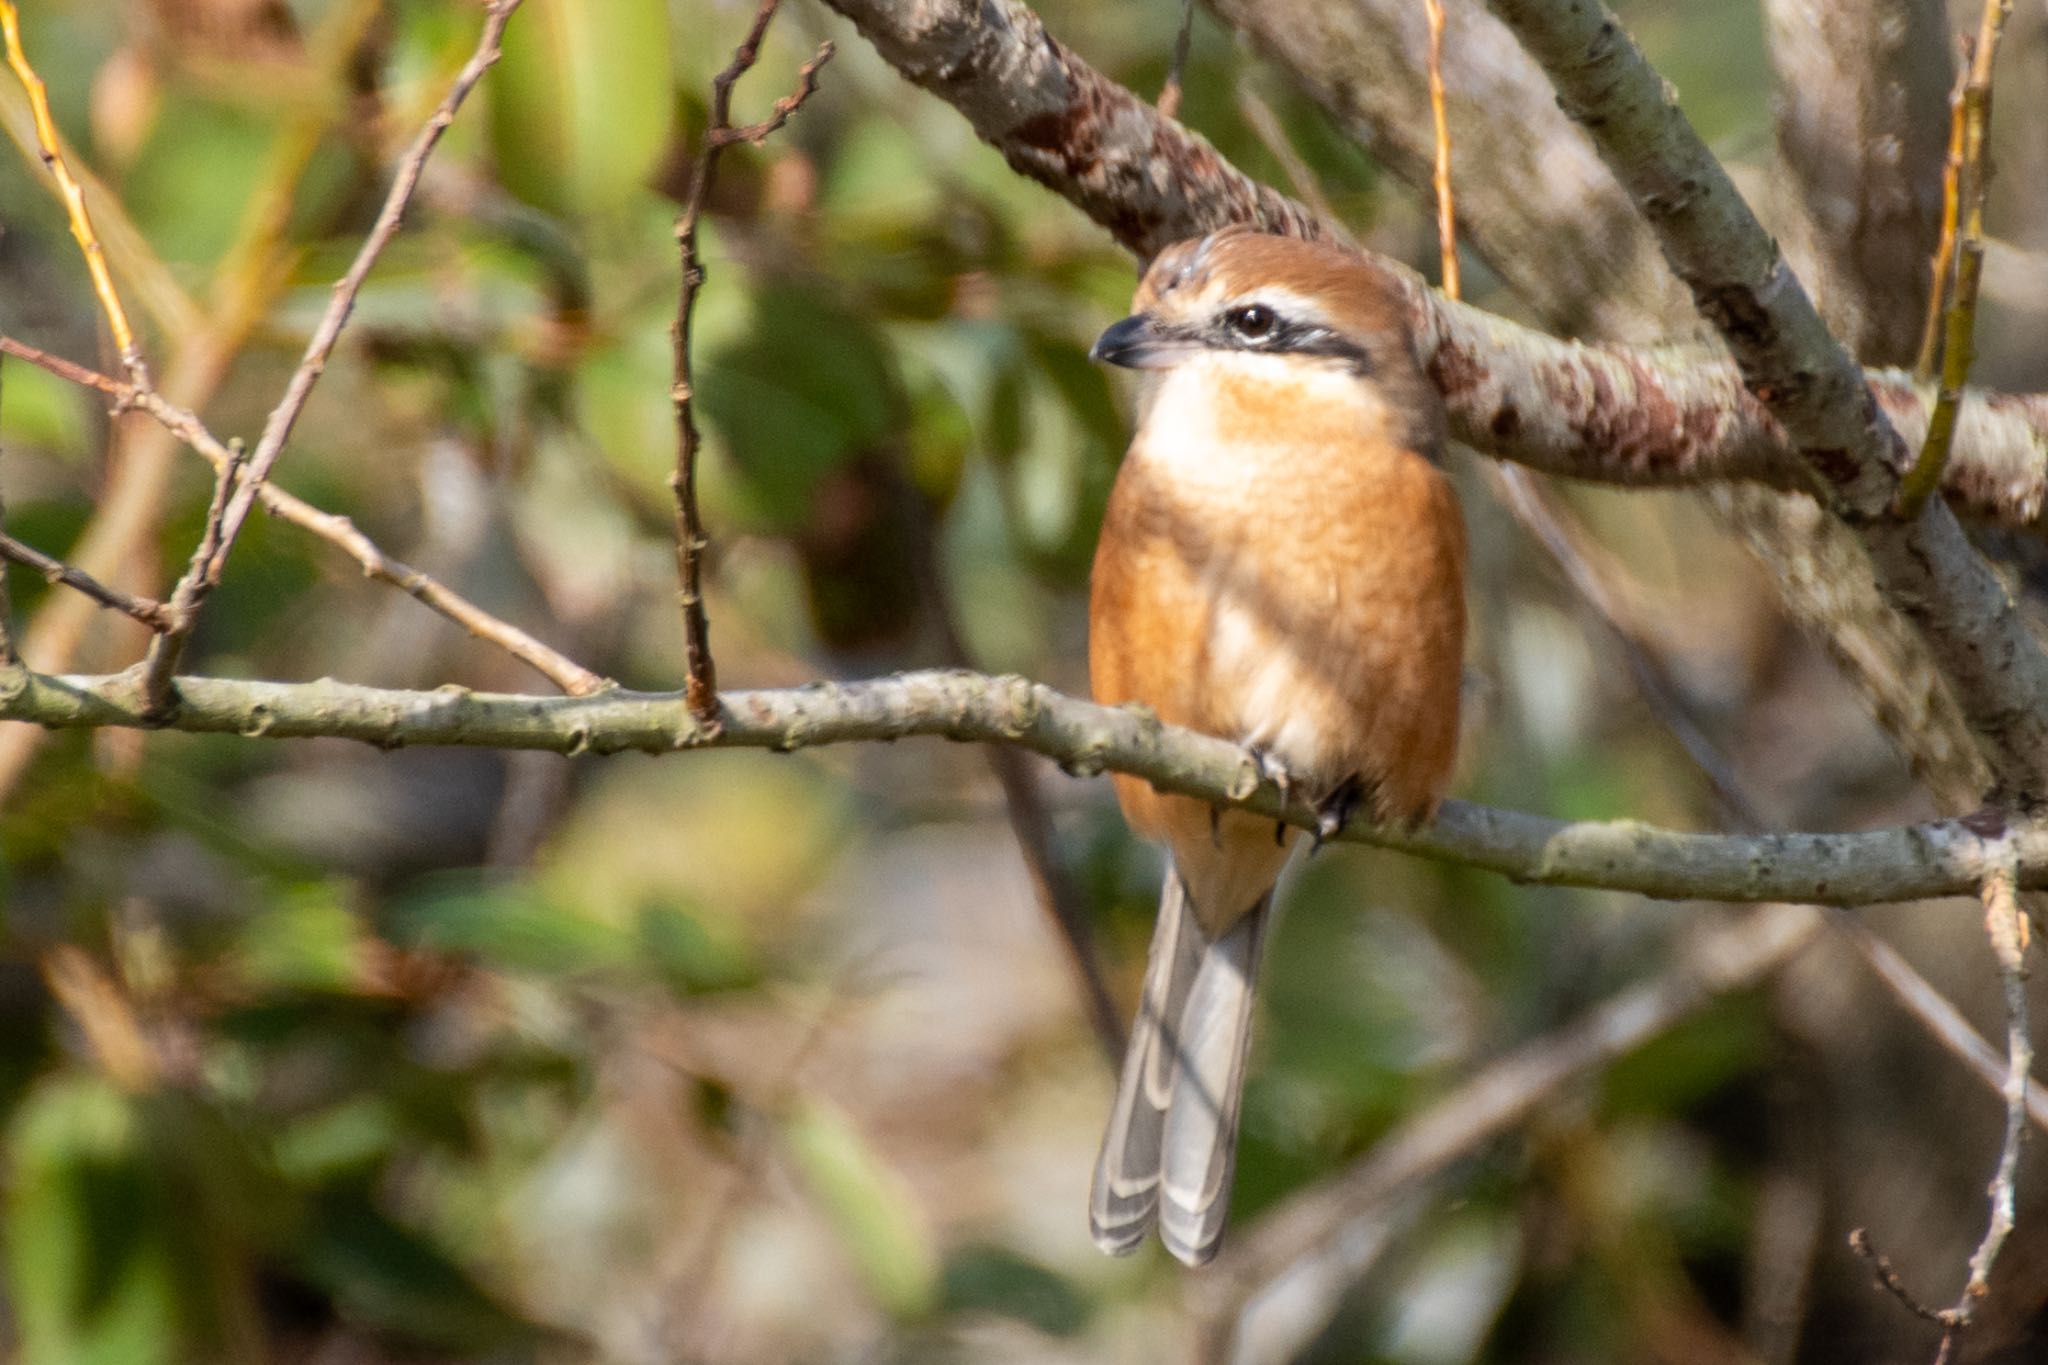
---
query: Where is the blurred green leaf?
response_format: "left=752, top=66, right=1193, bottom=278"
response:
left=637, top=900, right=758, bottom=996
left=490, top=0, right=673, bottom=215
left=294, top=1184, right=542, bottom=1351
left=6, top=1078, right=179, bottom=1365
left=1601, top=999, right=1769, bottom=1119
left=391, top=878, right=630, bottom=977
left=119, top=92, right=279, bottom=267
left=233, top=881, right=370, bottom=993
left=0, top=356, right=91, bottom=456
left=698, top=283, right=900, bottom=531
left=272, top=1098, right=401, bottom=1184
left=939, top=1244, right=1090, bottom=1337
left=782, top=1096, right=939, bottom=1319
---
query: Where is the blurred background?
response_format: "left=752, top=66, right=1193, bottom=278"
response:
left=1, top=0, right=2046, bottom=1360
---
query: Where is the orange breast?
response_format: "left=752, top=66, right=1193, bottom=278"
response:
left=1089, top=359, right=1466, bottom=929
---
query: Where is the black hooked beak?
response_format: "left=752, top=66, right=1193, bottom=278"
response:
left=1089, top=313, right=1192, bottom=370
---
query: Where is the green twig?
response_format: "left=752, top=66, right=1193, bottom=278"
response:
left=1899, top=3, right=2011, bottom=518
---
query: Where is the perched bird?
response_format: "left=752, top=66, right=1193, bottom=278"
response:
left=1086, top=228, right=1467, bottom=1266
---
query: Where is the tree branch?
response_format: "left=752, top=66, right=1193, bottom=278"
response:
left=5, top=662, right=2046, bottom=906
left=0, top=532, right=172, bottom=631
left=670, top=0, right=833, bottom=726
left=137, top=0, right=523, bottom=707
left=1204, top=903, right=1825, bottom=1359
left=1203, top=0, right=1687, bottom=342
left=0, top=336, right=607, bottom=698
left=815, top=0, right=2048, bottom=532
left=1483, top=0, right=2048, bottom=803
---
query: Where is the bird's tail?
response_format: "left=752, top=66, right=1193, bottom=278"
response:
left=1089, top=867, right=1271, bottom=1266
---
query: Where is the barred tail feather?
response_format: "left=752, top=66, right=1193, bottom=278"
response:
left=1089, top=866, right=1271, bottom=1266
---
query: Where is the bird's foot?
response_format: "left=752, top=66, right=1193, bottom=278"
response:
left=1248, top=746, right=1301, bottom=847
left=1311, top=775, right=1368, bottom=854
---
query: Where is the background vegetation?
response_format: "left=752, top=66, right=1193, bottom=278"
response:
left=0, top=0, right=2043, bottom=1360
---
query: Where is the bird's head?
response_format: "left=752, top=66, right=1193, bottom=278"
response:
left=1089, top=228, right=1422, bottom=383
left=1089, top=229, right=1441, bottom=452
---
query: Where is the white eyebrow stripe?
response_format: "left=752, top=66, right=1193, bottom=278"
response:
left=1232, top=286, right=1324, bottom=318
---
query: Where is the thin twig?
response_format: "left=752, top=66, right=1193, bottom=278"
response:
left=1422, top=0, right=1460, bottom=297
left=0, top=358, right=13, bottom=665
left=1899, top=2, right=2011, bottom=518
left=0, top=533, right=173, bottom=631
left=136, top=0, right=525, bottom=710
left=1848, top=831, right=2034, bottom=1364
left=0, top=0, right=147, bottom=385
left=175, top=438, right=249, bottom=630
left=1848, top=1228, right=1950, bottom=1327
left=670, top=0, right=833, bottom=727
left=1953, top=837, right=2032, bottom=1351
left=0, top=336, right=606, bottom=697
left=0, top=1, right=384, bottom=803
left=1913, top=47, right=1972, bottom=382
left=1157, top=0, right=1198, bottom=120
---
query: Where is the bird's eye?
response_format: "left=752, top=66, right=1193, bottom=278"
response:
left=1225, top=304, right=1277, bottom=341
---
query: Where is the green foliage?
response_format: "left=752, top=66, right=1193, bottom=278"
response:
left=0, top=0, right=1875, bottom=1360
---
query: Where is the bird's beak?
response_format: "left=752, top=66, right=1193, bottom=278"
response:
left=1090, top=313, right=1190, bottom=370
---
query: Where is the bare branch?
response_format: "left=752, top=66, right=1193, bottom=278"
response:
left=0, top=0, right=148, bottom=384
left=0, top=533, right=173, bottom=632
left=1483, top=0, right=2048, bottom=804
left=1953, top=837, right=2032, bottom=1351
left=0, top=336, right=608, bottom=698
left=670, top=0, right=833, bottom=726
left=818, top=0, right=2048, bottom=527
left=137, top=0, right=524, bottom=707
left=1901, top=3, right=2013, bottom=517
left=1847, top=836, right=2035, bottom=1364
left=3, top=663, right=2047, bottom=906
left=1849, top=1227, right=1952, bottom=1328
left=1204, top=904, right=1824, bottom=1359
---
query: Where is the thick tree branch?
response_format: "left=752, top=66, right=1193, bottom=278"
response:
left=815, top=0, right=2048, bottom=531
left=4, top=662, right=2045, bottom=906
left=1203, top=0, right=1992, bottom=815
left=1483, top=0, right=2048, bottom=803
left=1204, top=0, right=1688, bottom=342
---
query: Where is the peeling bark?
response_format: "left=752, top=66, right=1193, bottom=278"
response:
left=1484, top=0, right=2048, bottom=801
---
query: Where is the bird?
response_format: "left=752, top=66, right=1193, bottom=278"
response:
left=1085, top=227, right=1467, bottom=1266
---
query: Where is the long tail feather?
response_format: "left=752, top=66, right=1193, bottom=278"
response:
left=1090, top=868, right=1271, bottom=1265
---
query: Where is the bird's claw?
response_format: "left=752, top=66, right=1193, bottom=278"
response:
left=1311, top=775, right=1366, bottom=854
left=1248, top=746, right=1300, bottom=846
